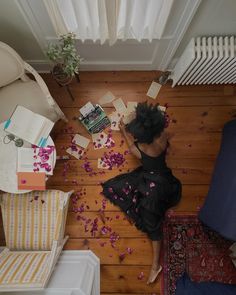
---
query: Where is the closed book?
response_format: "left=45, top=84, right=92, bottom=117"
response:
left=17, top=172, right=46, bottom=190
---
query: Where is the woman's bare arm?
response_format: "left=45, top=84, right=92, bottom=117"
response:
left=119, top=122, right=141, bottom=159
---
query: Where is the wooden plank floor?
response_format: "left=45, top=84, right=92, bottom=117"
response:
left=2, top=72, right=236, bottom=294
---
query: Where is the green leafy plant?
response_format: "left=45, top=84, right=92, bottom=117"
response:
left=46, top=32, right=81, bottom=77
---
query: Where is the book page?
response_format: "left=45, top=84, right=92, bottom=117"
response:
left=17, top=148, right=34, bottom=172
left=146, top=81, right=162, bottom=99
left=98, top=91, right=116, bottom=105
left=5, top=106, right=43, bottom=144
left=112, top=98, right=127, bottom=115
left=35, top=117, right=54, bottom=147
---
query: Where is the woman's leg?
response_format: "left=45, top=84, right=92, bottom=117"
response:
left=147, top=240, right=162, bottom=284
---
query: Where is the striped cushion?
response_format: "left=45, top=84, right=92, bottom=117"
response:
left=0, top=249, right=50, bottom=286
left=1, top=190, right=65, bottom=251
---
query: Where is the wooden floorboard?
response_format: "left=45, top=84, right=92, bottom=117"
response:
left=1, top=71, right=235, bottom=294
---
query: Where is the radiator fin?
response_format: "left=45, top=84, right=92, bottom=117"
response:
left=171, top=36, right=236, bottom=86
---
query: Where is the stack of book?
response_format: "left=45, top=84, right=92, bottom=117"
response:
left=17, top=147, right=55, bottom=190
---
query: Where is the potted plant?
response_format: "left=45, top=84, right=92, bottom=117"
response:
left=46, top=32, right=81, bottom=85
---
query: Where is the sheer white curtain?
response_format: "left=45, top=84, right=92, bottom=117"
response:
left=44, top=0, right=173, bottom=45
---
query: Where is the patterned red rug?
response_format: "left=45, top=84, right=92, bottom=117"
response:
left=161, top=213, right=236, bottom=295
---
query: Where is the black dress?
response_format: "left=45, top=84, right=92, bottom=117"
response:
left=102, top=143, right=182, bottom=240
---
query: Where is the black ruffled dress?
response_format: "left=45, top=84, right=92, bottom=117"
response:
left=102, top=143, right=182, bottom=240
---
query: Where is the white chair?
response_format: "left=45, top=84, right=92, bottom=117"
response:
left=0, top=42, right=67, bottom=123
left=0, top=190, right=73, bottom=291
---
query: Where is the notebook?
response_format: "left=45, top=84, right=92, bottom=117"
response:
left=4, top=105, right=54, bottom=147
left=17, top=172, right=45, bottom=190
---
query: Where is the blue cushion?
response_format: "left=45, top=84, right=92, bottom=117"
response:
left=199, top=120, right=236, bottom=241
left=175, top=273, right=236, bottom=295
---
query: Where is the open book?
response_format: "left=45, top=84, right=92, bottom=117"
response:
left=4, top=105, right=54, bottom=147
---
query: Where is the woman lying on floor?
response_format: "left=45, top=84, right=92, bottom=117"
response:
left=102, top=102, right=182, bottom=284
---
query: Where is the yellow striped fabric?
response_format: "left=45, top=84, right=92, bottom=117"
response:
left=1, top=190, right=66, bottom=251
left=0, top=250, right=50, bottom=285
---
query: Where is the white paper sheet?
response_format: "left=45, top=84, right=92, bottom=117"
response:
left=98, top=91, right=116, bottom=105
left=127, top=101, right=138, bottom=113
left=146, top=81, right=162, bottom=99
left=158, top=105, right=166, bottom=112
left=112, top=98, right=127, bottom=114
left=97, top=158, right=109, bottom=169
left=92, top=132, right=108, bottom=149
left=109, top=111, right=122, bottom=131
left=92, top=132, right=115, bottom=149
left=72, top=134, right=90, bottom=149
left=79, top=102, right=95, bottom=117
left=66, top=147, right=85, bottom=159
left=122, top=111, right=136, bottom=125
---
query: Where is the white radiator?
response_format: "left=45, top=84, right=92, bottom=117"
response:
left=170, top=36, right=236, bottom=86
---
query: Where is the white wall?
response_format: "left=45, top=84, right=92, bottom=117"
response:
left=0, top=0, right=200, bottom=71
left=0, top=0, right=45, bottom=60
left=171, top=0, right=236, bottom=67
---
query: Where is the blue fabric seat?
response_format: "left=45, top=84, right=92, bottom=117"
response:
left=199, top=120, right=236, bottom=241
left=175, top=273, right=236, bottom=295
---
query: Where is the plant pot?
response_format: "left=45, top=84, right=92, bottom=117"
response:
left=52, top=64, right=73, bottom=86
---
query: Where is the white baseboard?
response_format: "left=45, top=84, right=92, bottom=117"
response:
left=26, top=59, right=156, bottom=73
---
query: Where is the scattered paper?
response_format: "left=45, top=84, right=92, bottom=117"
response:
left=127, top=101, right=138, bottom=113
left=92, top=132, right=108, bottom=149
left=66, top=147, right=85, bottom=160
left=97, top=158, right=109, bottom=169
left=98, top=91, right=116, bottom=105
left=92, top=132, right=115, bottom=149
left=72, top=134, right=90, bottom=149
left=112, top=98, right=127, bottom=114
left=109, top=111, right=122, bottom=131
left=158, top=105, right=166, bottom=112
left=122, top=111, right=136, bottom=125
left=146, top=81, right=162, bottom=99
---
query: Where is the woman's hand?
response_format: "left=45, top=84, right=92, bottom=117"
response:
left=119, top=120, right=126, bottom=133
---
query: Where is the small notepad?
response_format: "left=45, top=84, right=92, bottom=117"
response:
left=72, top=134, right=90, bottom=149
left=146, top=81, right=162, bottom=99
left=17, top=172, right=45, bottom=190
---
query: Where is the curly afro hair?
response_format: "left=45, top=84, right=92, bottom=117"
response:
left=126, top=102, right=165, bottom=144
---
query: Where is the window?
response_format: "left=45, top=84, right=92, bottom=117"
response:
left=44, top=0, right=174, bottom=45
